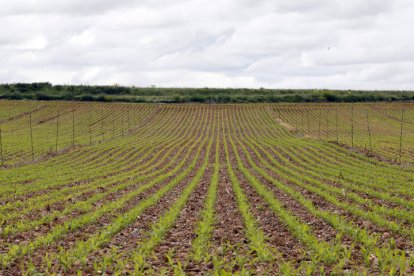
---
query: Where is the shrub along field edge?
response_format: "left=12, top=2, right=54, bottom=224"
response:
left=1, top=82, right=414, bottom=103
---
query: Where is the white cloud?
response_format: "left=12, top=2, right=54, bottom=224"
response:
left=69, top=30, right=95, bottom=46
left=17, top=35, right=48, bottom=50
left=0, top=0, right=413, bottom=89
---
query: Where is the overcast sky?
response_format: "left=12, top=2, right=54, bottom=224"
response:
left=1, top=0, right=413, bottom=89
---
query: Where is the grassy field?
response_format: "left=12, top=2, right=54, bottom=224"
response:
left=1, top=100, right=414, bottom=274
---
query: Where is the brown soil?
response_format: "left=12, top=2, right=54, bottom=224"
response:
left=3, top=138, right=208, bottom=275
left=146, top=146, right=214, bottom=274
left=228, top=143, right=307, bottom=267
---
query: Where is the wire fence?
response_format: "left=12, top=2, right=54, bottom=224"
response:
left=272, top=102, right=414, bottom=165
left=0, top=100, right=158, bottom=166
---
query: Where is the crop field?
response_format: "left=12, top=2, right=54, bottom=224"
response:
left=274, top=103, right=414, bottom=164
left=0, top=100, right=414, bottom=275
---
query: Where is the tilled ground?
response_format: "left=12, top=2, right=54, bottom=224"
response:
left=1, top=104, right=414, bottom=275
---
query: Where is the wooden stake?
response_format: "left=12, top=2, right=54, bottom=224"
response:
left=295, top=109, right=298, bottom=132
left=112, top=113, right=115, bottom=139
left=122, top=114, right=125, bottom=136
left=101, top=106, right=104, bottom=140
left=0, top=128, right=4, bottom=166
left=366, top=109, right=372, bottom=154
left=128, top=110, right=131, bottom=130
left=29, top=113, right=34, bottom=161
left=335, top=107, right=339, bottom=143
left=399, top=109, right=405, bottom=163
left=325, top=109, right=329, bottom=140
left=317, top=108, right=322, bottom=140
left=89, top=109, right=92, bottom=145
left=55, top=109, right=59, bottom=151
left=72, top=109, right=75, bottom=146
left=351, top=105, right=354, bottom=148
left=301, top=112, right=304, bottom=134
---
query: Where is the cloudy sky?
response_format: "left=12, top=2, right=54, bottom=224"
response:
left=1, top=0, right=413, bottom=89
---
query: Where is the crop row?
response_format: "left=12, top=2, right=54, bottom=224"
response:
left=1, top=103, right=413, bottom=274
left=272, top=103, right=414, bottom=164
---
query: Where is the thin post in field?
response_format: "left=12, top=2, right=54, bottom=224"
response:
left=29, top=112, right=34, bottom=161
left=317, top=107, right=322, bottom=140
left=89, top=109, right=92, bottom=145
left=72, top=109, right=75, bottom=146
left=399, top=109, right=405, bottom=163
left=0, top=128, right=4, bottom=167
left=365, top=109, right=372, bottom=154
left=301, top=111, right=304, bottom=134
left=351, top=105, right=354, bottom=148
left=335, top=106, right=339, bottom=143
left=122, top=112, right=125, bottom=136
left=112, top=112, right=115, bottom=139
left=55, top=109, right=59, bottom=151
left=325, top=108, right=329, bottom=140
left=101, top=106, right=104, bottom=140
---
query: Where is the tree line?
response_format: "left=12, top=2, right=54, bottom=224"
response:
left=1, top=82, right=414, bottom=103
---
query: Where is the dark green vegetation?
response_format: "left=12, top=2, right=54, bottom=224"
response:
left=1, top=82, right=414, bottom=103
